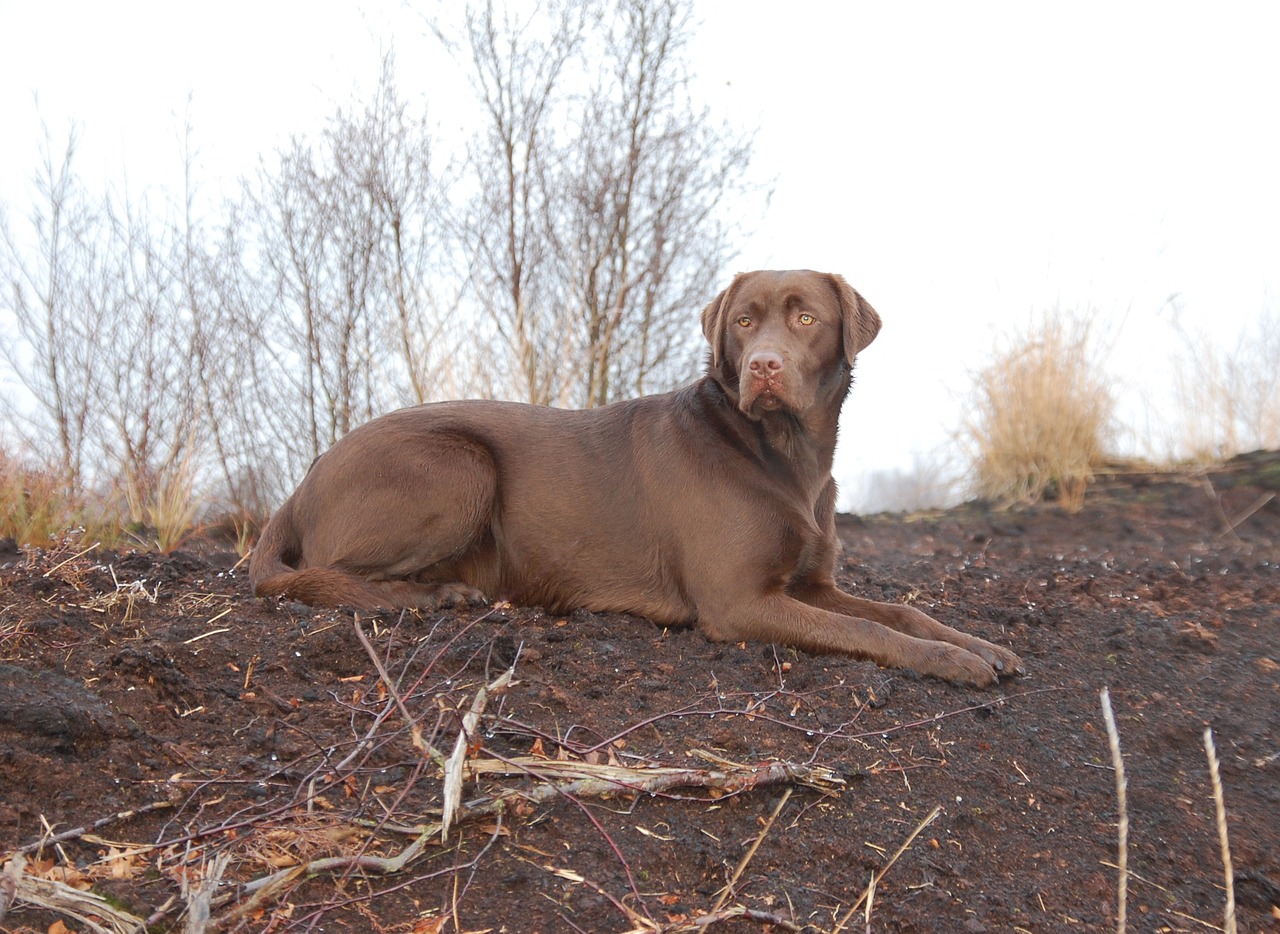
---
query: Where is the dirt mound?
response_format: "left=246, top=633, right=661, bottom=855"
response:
left=1, top=457, right=1277, bottom=931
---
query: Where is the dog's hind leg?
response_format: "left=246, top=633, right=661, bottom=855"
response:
left=283, top=432, right=501, bottom=608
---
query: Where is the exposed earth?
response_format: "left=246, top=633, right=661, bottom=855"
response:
left=2, top=453, right=1278, bottom=933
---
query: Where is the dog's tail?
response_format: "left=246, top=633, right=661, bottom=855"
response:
left=249, top=501, right=455, bottom=609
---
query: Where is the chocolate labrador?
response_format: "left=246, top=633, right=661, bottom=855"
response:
left=251, top=269, right=1022, bottom=685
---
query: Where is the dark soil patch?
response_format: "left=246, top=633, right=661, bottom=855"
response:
left=2, top=455, right=1278, bottom=932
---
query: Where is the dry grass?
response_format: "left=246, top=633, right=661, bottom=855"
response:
left=1168, top=305, right=1280, bottom=462
left=0, top=453, right=76, bottom=547
left=1, top=447, right=202, bottom=554
left=962, top=308, right=1114, bottom=511
left=117, top=443, right=202, bottom=554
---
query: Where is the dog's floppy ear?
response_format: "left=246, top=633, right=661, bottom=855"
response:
left=828, top=273, right=882, bottom=365
left=700, top=274, right=744, bottom=368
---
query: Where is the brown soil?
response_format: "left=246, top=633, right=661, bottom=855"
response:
left=2, top=453, right=1279, bottom=933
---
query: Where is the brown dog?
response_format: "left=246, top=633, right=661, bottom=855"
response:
left=251, top=270, right=1022, bottom=685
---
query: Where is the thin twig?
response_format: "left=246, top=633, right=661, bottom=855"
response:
left=1200, top=475, right=1243, bottom=544
left=831, top=804, right=941, bottom=933
left=576, top=687, right=1058, bottom=757
left=712, top=788, right=792, bottom=912
left=1224, top=491, right=1275, bottom=536
left=619, top=905, right=801, bottom=933
left=353, top=614, right=446, bottom=766
left=1164, top=907, right=1232, bottom=931
left=1100, top=687, right=1128, bottom=934
left=40, top=541, right=101, bottom=578
left=564, top=792, right=653, bottom=927
left=1203, top=728, right=1237, bottom=934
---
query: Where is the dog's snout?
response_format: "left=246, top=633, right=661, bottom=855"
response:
left=748, top=351, right=784, bottom=377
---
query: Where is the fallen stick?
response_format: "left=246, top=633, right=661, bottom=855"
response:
left=182, top=852, right=231, bottom=934
left=442, top=665, right=515, bottom=840
left=1, top=854, right=146, bottom=934
left=210, top=755, right=841, bottom=927
left=5, top=800, right=175, bottom=859
left=620, top=905, right=801, bottom=933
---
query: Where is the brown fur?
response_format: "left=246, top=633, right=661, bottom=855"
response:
left=251, top=270, right=1022, bottom=685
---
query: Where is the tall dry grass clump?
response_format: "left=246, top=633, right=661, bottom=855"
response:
left=1, top=447, right=200, bottom=552
left=117, top=442, right=202, bottom=553
left=1168, top=305, right=1280, bottom=461
left=0, top=451, right=78, bottom=546
left=963, top=308, right=1114, bottom=511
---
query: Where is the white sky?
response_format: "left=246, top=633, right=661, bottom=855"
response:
left=2, top=1, right=1277, bottom=507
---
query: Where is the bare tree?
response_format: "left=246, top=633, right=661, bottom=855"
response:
left=559, top=0, right=751, bottom=406
left=0, top=125, right=98, bottom=498
left=2, top=8, right=757, bottom=525
left=96, top=189, right=204, bottom=526
left=361, top=65, right=460, bottom=406
left=189, top=207, right=287, bottom=513
left=172, top=120, right=280, bottom=517
left=443, top=0, right=754, bottom=406
left=239, top=55, right=449, bottom=466
left=2, top=123, right=212, bottom=531
left=445, top=0, right=590, bottom=405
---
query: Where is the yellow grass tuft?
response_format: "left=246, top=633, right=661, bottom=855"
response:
left=963, top=308, right=1114, bottom=511
left=115, top=443, right=203, bottom=554
left=0, top=451, right=79, bottom=547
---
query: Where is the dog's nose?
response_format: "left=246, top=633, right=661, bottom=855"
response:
left=748, top=351, right=783, bottom=376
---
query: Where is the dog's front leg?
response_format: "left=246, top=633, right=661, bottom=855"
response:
left=699, top=593, right=1002, bottom=686
left=790, top=583, right=1023, bottom=678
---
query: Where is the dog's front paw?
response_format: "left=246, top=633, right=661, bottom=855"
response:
left=964, top=638, right=1024, bottom=678
left=909, top=642, right=999, bottom=687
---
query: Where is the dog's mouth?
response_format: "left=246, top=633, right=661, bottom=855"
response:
left=740, top=376, right=792, bottom=416
left=751, top=391, right=784, bottom=412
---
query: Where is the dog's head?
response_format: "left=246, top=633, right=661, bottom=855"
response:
left=701, top=270, right=881, bottom=420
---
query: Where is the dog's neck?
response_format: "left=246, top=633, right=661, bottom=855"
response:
left=695, top=374, right=842, bottom=496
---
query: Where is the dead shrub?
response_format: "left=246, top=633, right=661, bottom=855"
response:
left=962, top=308, right=1114, bottom=510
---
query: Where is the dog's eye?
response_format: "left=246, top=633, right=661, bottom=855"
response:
left=737, top=315, right=752, bottom=327
left=798, top=313, right=816, bottom=325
